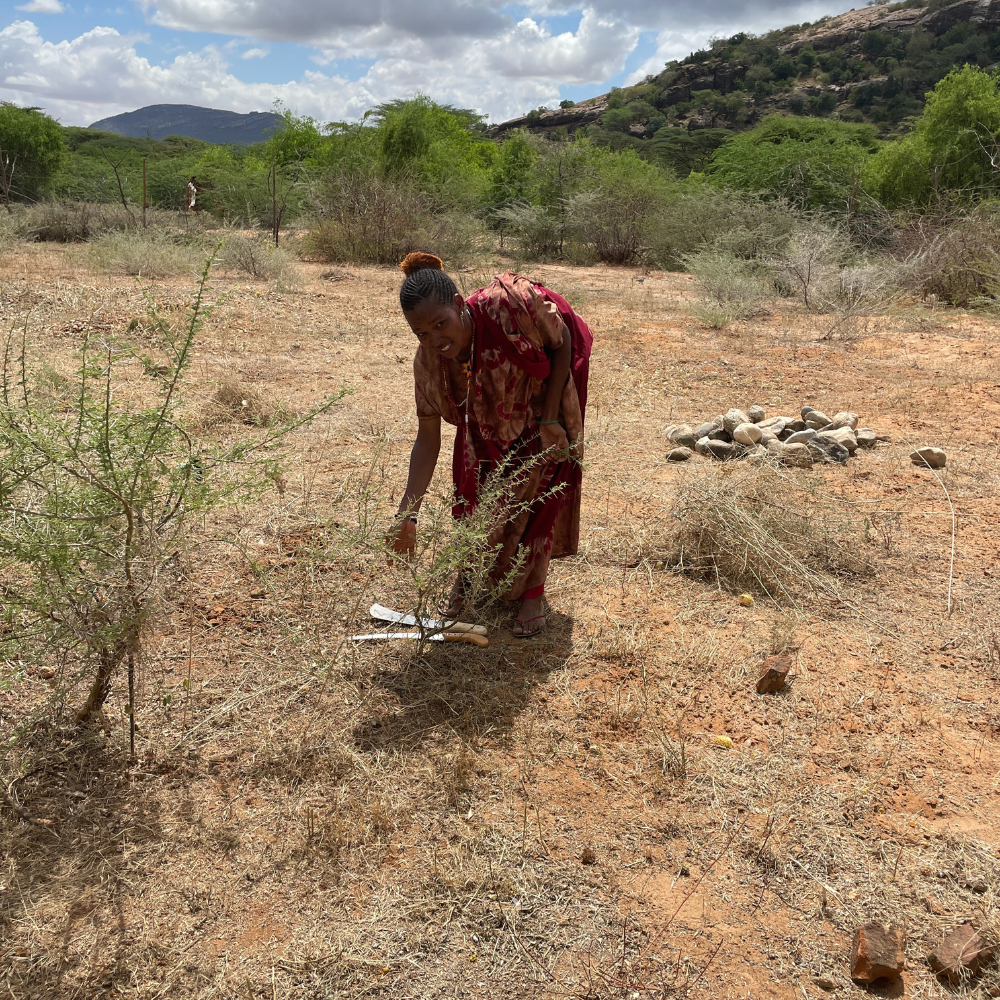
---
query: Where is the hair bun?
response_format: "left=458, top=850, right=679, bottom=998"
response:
left=399, top=252, right=444, bottom=277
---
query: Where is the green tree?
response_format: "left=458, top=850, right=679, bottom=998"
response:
left=707, top=115, right=878, bottom=211
left=485, top=132, right=535, bottom=216
left=0, top=103, right=67, bottom=202
left=864, top=64, right=1000, bottom=207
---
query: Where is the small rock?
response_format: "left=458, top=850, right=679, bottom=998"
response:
left=800, top=404, right=815, bottom=418
left=784, top=429, right=817, bottom=445
left=746, top=444, right=769, bottom=464
left=856, top=428, right=877, bottom=449
left=758, top=416, right=787, bottom=432
left=667, top=424, right=697, bottom=449
left=809, top=436, right=850, bottom=465
left=820, top=427, right=858, bottom=453
left=705, top=439, right=738, bottom=461
left=805, top=410, right=832, bottom=430
left=850, top=922, right=905, bottom=984
left=787, top=418, right=806, bottom=432
left=758, top=429, right=779, bottom=446
left=695, top=436, right=713, bottom=457
left=911, top=447, right=946, bottom=470
left=39, top=667, right=55, bottom=680
left=748, top=405, right=766, bottom=423
left=812, top=977, right=836, bottom=992
left=707, top=427, right=732, bottom=442
left=666, top=447, right=693, bottom=462
left=732, top=422, right=763, bottom=445
left=828, top=411, right=860, bottom=431
left=928, top=923, right=994, bottom=984
left=767, top=440, right=814, bottom=468
left=756, top=654, right=791, bottom=694
left=722, top=408, right=750, bottom=434
left=693, top=420, right=720, bottom=440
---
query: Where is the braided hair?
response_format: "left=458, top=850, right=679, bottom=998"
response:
left=398, top=252, right=459, bottom=312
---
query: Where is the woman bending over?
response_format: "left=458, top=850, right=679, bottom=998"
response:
left=388, top=253, right=592, bottom=638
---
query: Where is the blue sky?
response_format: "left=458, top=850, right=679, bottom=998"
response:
left=1, top=0, right=853, bottom=126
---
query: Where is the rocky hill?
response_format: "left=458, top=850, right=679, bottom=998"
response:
left=491, top=0, right=1000, bottom=169
left=89, top=104, right=282, bottom=145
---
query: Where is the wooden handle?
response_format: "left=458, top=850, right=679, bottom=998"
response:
left=443, top=632, right=489, bottom=647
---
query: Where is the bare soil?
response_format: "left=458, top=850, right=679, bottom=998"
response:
left=2, top=244, right=1000, bottom=999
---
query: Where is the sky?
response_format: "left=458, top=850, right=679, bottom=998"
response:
left=0, top=0, right=856, bottom=128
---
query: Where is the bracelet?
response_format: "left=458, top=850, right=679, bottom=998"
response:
left=538, top=419, right=561, bottom=425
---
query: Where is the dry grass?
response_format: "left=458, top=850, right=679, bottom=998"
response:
left=197, top=377, right=287, bottom=428
left=1, top=245, right=1000, bottom=999
left=655, top=461, right=875, bottom=603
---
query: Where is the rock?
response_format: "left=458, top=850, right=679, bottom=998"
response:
left=755, top=654, right=791, bottom=694
left=667, top=424, right=698, bottom=448
left=800, top=405, right=815, bottom=418
left=820, top=427, right=858, bottom=453
left=732, top=422, right=763, bottom=445
left=722, top=408, right=750, bottom=434
left=856, top=428, right=877, bottom=449
left=787, top=418, right=806, bottom=432
left=850, top=922, right=905, bottom=984
left=809, top=436, right=850, bottom=465
left=748, top=405, right=766, bottom=423
left=911, top=447, right=946, bottom=470
left=758, top=416, right=787, bottom=432
left=693, top=419, right=720, bottom=440
left=767, top=440, right=814, bottom=468
left=666, top=447, right=693, bottom=462
left=828, top=411, right=860, bottom=431
left=705, top=439, right=738, bottom=461
left=39, top=667, right=55, bottom=680
left=758, top=429, right=779, bottom=446
left=746, top=444, right=769, bottom=464
left=707, top=427, right=732, bottom=442
left=812, top=977, right=836, bottom=991
left=928, top=923, right=995, bottom=984
left=695, top=436, right=713, bottom=457
left=805, top=410, right=832, bottom=430
left=784, top=429, right=817, bottom=445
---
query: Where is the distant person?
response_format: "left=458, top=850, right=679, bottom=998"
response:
left=184, top=176, right=200, bottom=213
left=387, top=253, right=592, bottom=638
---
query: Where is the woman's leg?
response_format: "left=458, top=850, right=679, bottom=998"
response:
left=512, top=582, right=546, bottom=637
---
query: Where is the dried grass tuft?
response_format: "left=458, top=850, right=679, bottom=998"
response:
left=657, top=462, right=875, bottom=603
left=198, top=378, right=286, bottom=428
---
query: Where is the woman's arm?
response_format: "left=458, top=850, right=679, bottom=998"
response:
left=389, top=414, right=441, bottom=558
left=398, top=414, right=441, bottom=515
left=539, top=329, right=572, bottom=453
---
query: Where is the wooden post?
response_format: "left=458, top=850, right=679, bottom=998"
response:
left=142, top=157, right=147, bottom=228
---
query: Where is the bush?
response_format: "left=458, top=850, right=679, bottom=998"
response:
left=85, top=228, right=206, bottom=278
left=496, top=202, right=564, bottom=259
left=707, top=116, right=878, bottom=212
left=0, top=103, right=67, bottom=201
left=304, top=170, right=430, bottom=265
left=220, top=231, right=297, bottom=281
left=657, top=463, right=874, bottom=602
left=894, top=207, right=1000, bottom=305
left=17, top=200, right=137, bottom=242
left=649, top=190, right=802, bottom=270
left=572, top=148, right=672, bottom=265
left=685, top=249, right=774, bottom=326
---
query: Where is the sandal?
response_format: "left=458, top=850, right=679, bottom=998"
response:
left=511, top=614, right=546, bottom=638
left=438, top=575, right=467, bottom=618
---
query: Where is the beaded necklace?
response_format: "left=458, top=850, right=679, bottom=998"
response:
left=440, top=307, right=476, bottom=427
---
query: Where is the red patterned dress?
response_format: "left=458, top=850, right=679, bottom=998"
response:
left=413, top=272, right=593, bottom=600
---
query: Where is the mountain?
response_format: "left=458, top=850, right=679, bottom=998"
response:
left=491, top=0, right=1000, bottom=168
left=88, top=104, right=282, bottom=145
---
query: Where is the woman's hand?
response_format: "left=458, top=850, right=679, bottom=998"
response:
left=540, top=421, right=570, bottom=456
left=386, top=517, right=416, bottom=564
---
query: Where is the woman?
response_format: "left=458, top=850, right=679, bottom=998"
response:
left=388, top=253, right=592, bottom=637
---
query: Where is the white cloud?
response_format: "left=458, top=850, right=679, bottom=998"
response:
left=0, top=16, right=636, bottom=126
left=241, top=46, right=267, bottom=58
left=15, top=0, right=65, bottom=12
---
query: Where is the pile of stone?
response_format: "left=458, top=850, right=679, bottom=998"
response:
left=664, top=404, right=880, bottom=468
